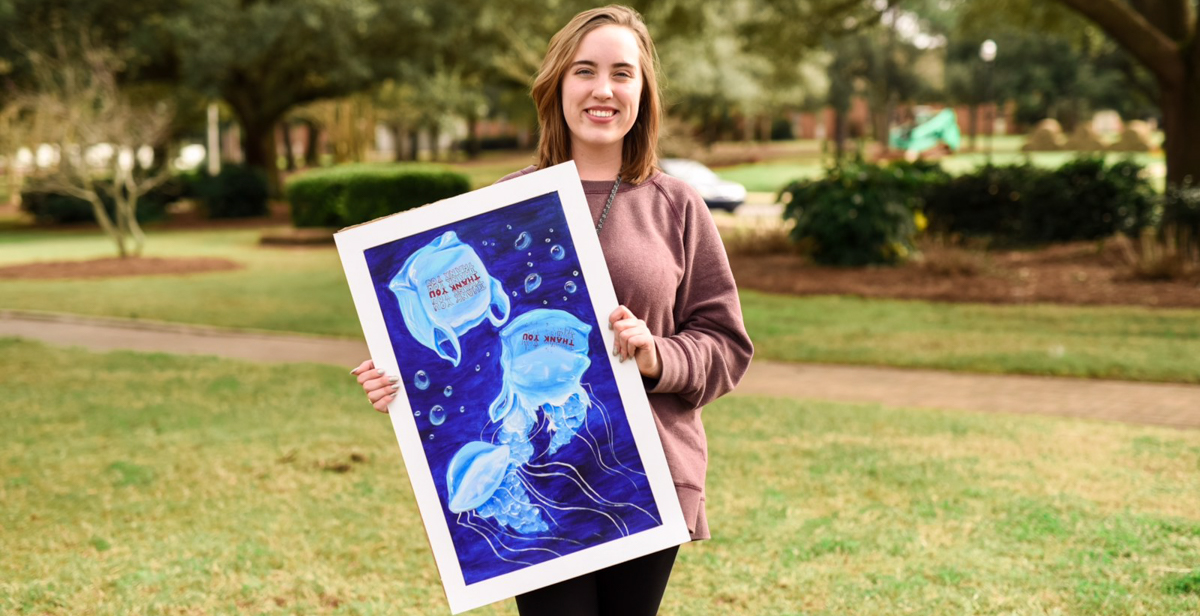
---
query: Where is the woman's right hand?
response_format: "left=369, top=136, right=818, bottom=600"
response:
left=351, top=359, right=398, bottom=414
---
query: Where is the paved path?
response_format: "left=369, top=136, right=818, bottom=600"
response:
left=4, top=310, right=1198, bottom=430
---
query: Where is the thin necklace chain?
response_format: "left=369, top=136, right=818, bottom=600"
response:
left=594, top=177, right=622, bottom=233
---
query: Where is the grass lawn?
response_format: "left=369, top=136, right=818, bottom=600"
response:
left=3, top=228, right=1200, bottom=384
left=3, top=339, right=1198, bottom=614
left=740, top=290, right=1200, bottom=384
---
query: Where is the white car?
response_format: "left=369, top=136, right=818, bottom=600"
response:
left=659, top=158, right=746, bottom=212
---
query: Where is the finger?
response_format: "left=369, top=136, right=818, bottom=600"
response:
left=350, top=359, right=374, bottom=376
left=367, top=384, right=398, bottom=403
left=608, top=305, right=633, bottom=329
left=619, top=320, right=649, bottom=357
left=619, top=325, right=649, bottom=359
left=612, top=317, right=638, bottom=357
left=373, top=395, right=393, bottom=413
left=362, top=374, right=398, bottom=393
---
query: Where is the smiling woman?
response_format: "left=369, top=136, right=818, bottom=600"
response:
left=353, top=5, right=754, bottom=615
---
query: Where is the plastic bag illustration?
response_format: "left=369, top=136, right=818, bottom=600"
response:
left=488, top=309, right=592, bottom=456
left=389, top=231, right=510, bottom=366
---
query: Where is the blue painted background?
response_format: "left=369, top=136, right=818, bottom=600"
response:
left=363, top=192, right=661, bottom=585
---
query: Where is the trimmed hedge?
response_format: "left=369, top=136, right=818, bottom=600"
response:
left=20, top=177, right=185, bottom=224
left=286, top=164, right=471, bottom=228
left=924, top=158, right=1158, bottom=245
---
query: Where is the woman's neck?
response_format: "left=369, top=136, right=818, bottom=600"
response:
left=571, top=142, right=623, bottom=181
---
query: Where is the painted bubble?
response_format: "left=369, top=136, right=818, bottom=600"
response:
left=550, top=245, right=565, bottom=260
left=430, top=405, right=446, bottom=426
left=414, top=370, right=430, bottom=390
left=514, top=232, right=531, bottom=250
left=525, top=273, right=542, bottom=293
left=444, top=386, right=453, bottom=397
left=564, top=281, right=577, bottom=294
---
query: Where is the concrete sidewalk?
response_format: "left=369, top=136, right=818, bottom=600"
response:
left=4, top=309, right=1198, bottom=430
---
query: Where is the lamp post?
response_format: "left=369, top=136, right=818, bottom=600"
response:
left=980, top=39, right=997, bottom=163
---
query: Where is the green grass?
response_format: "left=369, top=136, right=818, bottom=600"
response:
left=4, top=228, right=1200, bottom=383
left=741, top=291, right=1200, bottom=383
left=2, top=339, right=1198, bottom=614
left=0, top=228, right=361, bottom=336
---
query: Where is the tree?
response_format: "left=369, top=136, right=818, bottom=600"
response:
left=1051, top=0, right=1198, bottom=187
left=170, top=0, right=424, bottom=196
left=14, top=35, right=174, bottom=257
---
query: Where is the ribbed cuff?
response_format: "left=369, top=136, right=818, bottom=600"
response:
left=648, top=335, right=688, bottom=394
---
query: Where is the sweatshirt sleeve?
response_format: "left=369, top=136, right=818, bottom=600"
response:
left=647, top=190, right=754, bottom=408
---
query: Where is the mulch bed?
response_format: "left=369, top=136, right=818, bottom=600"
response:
left=729, top=241, right=1200, bottom=309
left=0, top=256, right=242, bottom=279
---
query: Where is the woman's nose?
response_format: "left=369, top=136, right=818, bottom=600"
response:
left=592, top=79, right=613, bottom=100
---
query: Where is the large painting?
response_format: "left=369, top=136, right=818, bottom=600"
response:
left=335, top=162, right=689, bottom=614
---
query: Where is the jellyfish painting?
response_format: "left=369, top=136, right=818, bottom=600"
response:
left=439, top=309, right=660, bottom=574
left=388, top=231, right=510, bottom=367
left=361, top=190, right=669, bottom=587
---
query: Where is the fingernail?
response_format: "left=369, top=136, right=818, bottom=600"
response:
left=387, top=375, right=399, bottom=384
left=390, top=384, right=400, bottom=392
left=376, top=369, right=386, bottom=377
left=349, top=367, right=360, bottom=375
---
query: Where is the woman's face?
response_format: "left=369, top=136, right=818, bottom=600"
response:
left=561, top=25, right=643, bottom=157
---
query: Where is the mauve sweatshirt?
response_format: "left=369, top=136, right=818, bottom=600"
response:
left=501, top=166, right=754, bottom=540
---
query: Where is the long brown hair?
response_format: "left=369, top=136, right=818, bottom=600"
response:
left=531, top=5, right=662, bottom=184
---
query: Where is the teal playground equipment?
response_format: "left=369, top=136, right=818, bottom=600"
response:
left=889, top=109, right=962, bottom=155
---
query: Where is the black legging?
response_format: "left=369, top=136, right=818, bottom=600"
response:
left=514, top=546, right=679, bottom=616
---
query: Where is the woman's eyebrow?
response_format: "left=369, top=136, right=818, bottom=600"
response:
left=570, top=60, right=637, bottom=70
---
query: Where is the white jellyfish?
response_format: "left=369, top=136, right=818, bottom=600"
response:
left=389, top=231, right=510, bottom=366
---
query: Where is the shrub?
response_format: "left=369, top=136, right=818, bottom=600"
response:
left=20, top=176, right=184, bottom=224
left=188, top=164, right=269, bottom=219
left=286, top=164, right=471, bottom=228
left=923, top=163, right=1045, bottom=242
left=924, top=158, right=1158, bottom=245
left=1023, top=158, right=1158, bottom=243
left=779, top=158, right=947, bottom=266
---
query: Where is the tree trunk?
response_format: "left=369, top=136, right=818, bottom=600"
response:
left=466, top=113, right=481, bottom=159
left=429, top=125, right=441, bottom=161
left=302, top=119, right=320, bottom=167
left=240, top=116, right=281, bottom=198
left=1161, top=71, right=1200, bottom=187
left=390, top=124, right=406, bottom=162
left=970, top=104, right=979, bottom=151
left=834, top=107, right=847, bottom=160
left=280, top=122, right=296, bottom=172
left=408, top=129, right=420, bottom=161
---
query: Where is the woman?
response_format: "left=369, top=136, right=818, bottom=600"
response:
left=353, top=5, right=753, bottom=614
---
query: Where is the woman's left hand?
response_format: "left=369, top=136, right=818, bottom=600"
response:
left=609, top=305, right=662, bottom=379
